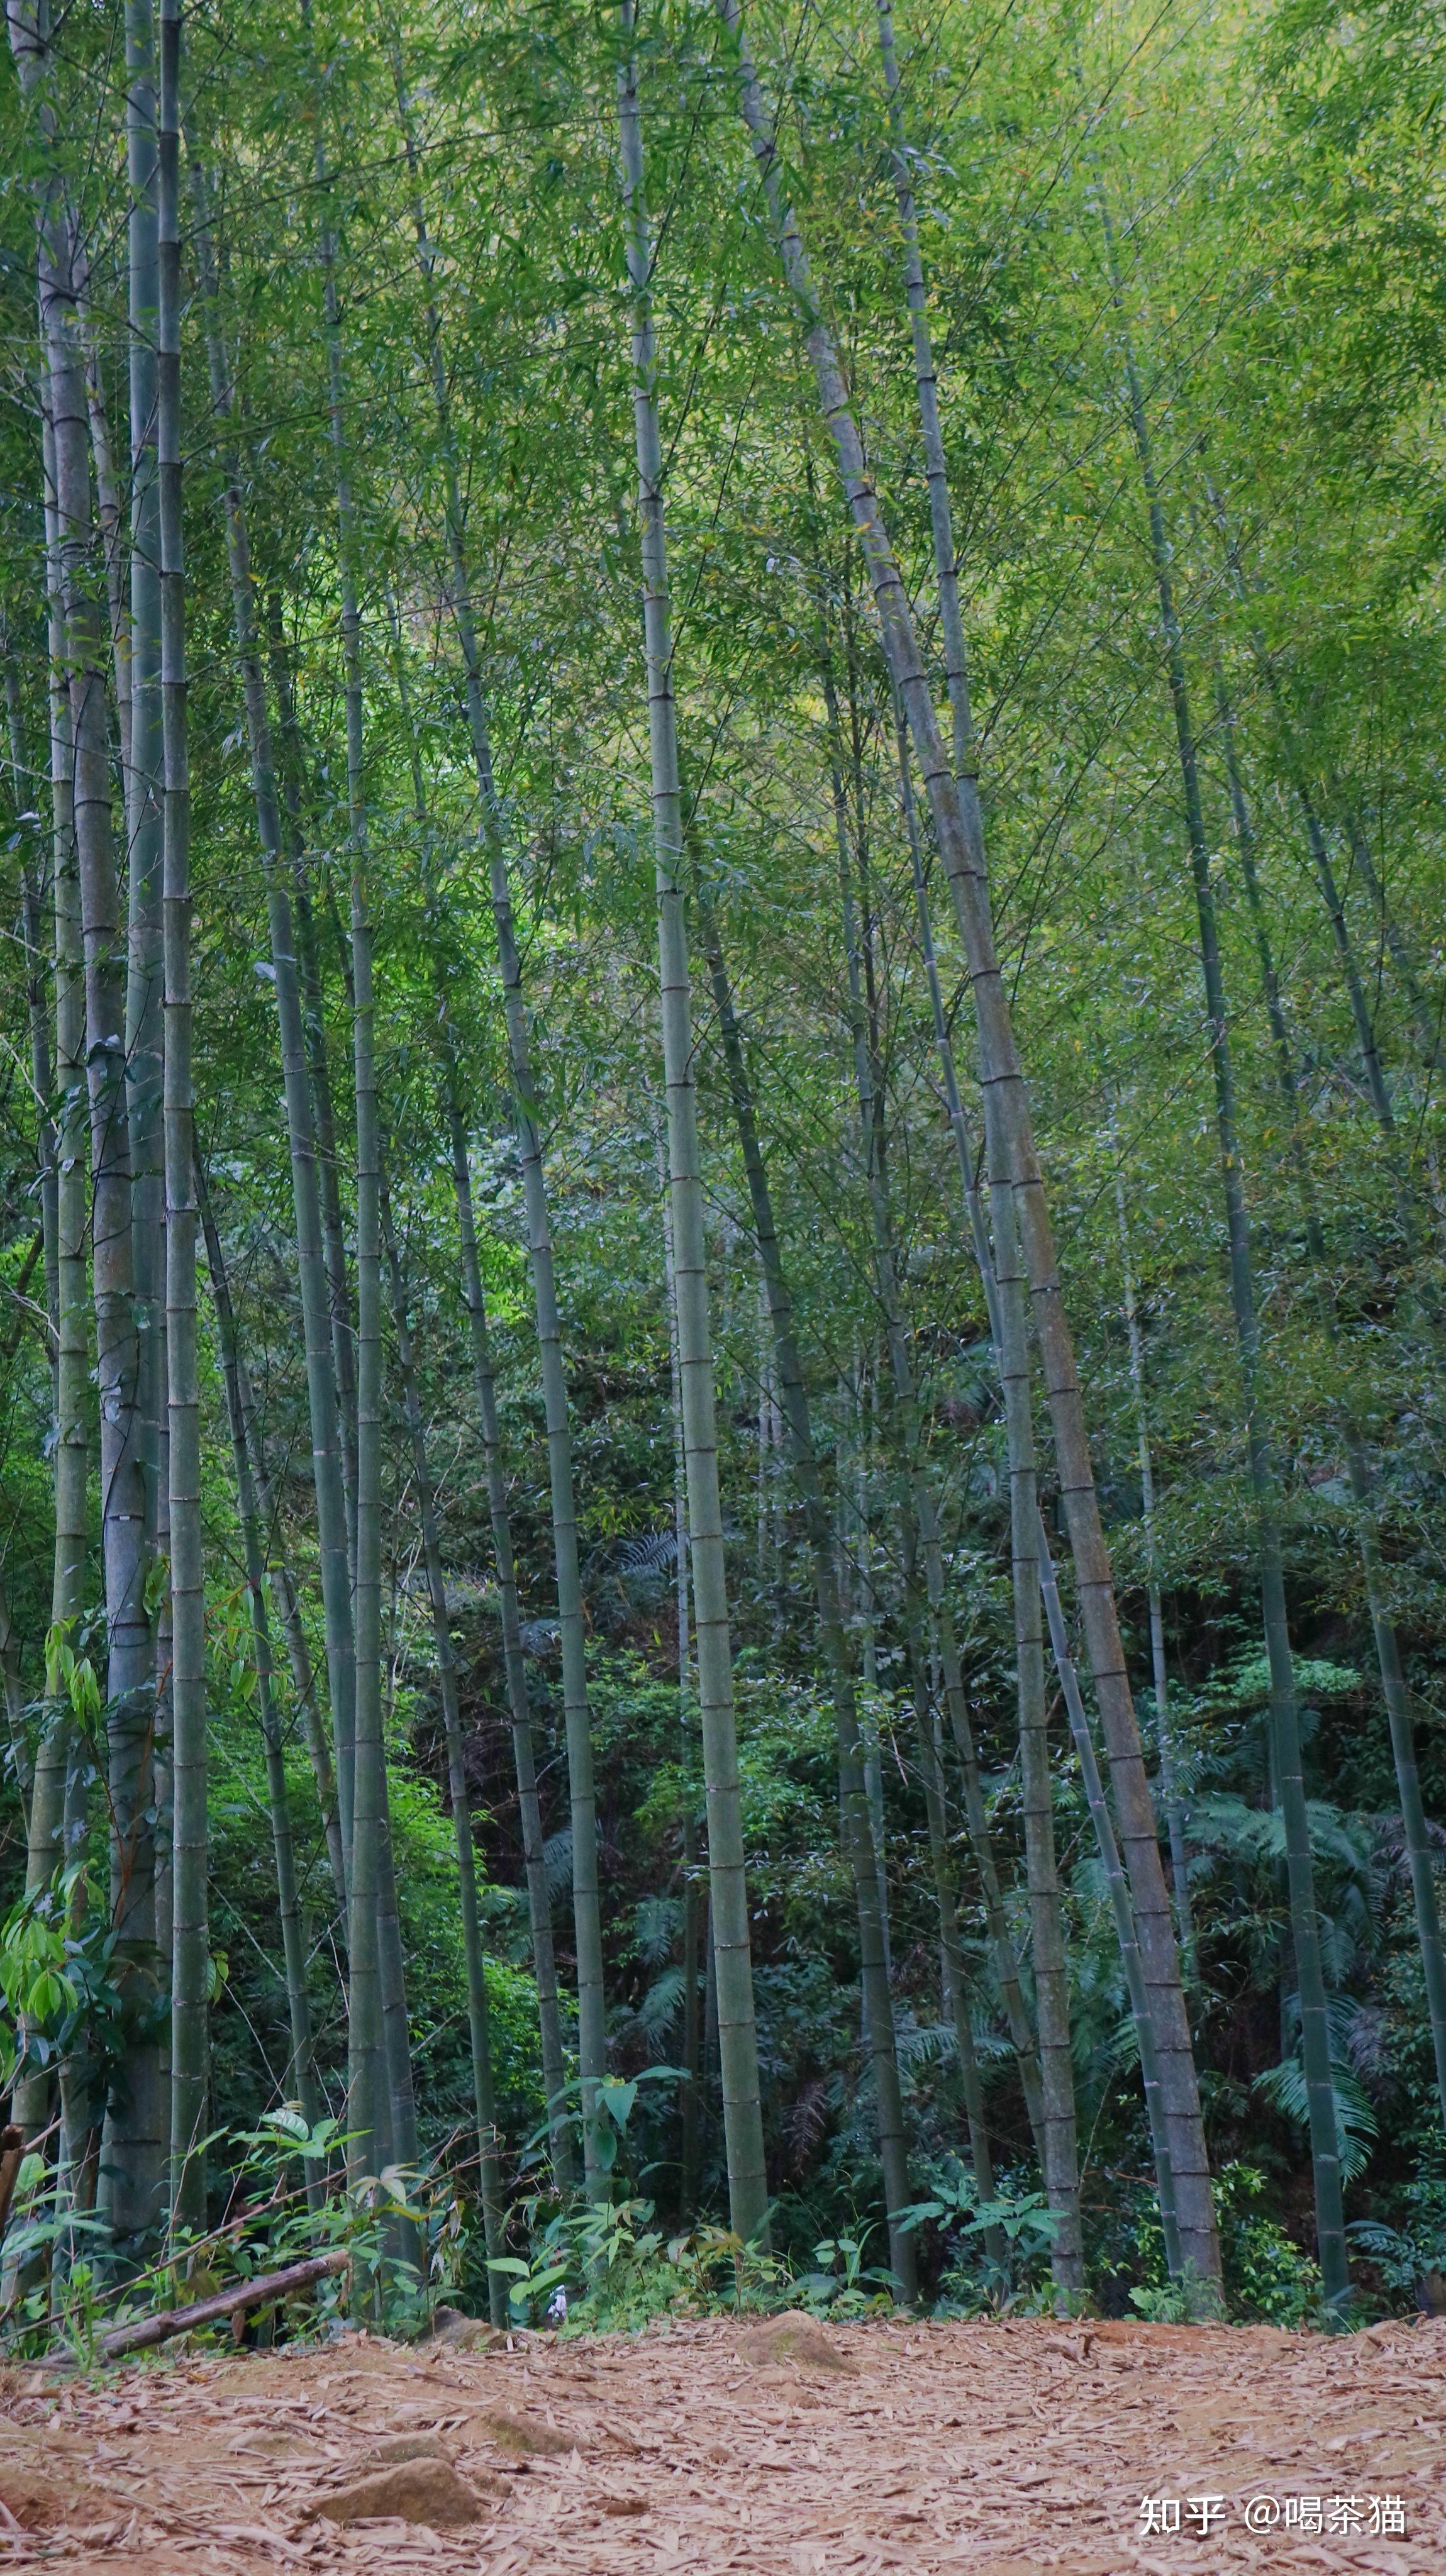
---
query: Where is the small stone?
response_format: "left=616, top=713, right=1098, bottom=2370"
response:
left=422, top=2307, right=509, bottom=2354
left=467, top=2404, right=575, bottom=2456
left=307, top=2459, right=485, bottom=2526
left=735, top=2312, right=859, bottom=2375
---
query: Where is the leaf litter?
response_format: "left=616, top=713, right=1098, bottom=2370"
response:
left=0, top=2312, right=1442, bottom=2572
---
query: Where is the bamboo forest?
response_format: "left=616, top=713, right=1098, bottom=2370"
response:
left=4, top=0, right=1446, bottom=2397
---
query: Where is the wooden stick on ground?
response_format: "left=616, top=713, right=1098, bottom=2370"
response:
left=98, top=2246, right=350, bottom=2359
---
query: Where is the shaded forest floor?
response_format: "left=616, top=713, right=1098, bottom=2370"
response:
left=1, top=2308, right=1443, bottom=2572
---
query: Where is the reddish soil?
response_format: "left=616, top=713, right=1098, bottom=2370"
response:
left=1, top=2310, right=1443, bottom=2572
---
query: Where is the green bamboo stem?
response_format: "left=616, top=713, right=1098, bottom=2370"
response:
left=656, top=1124, right=703, bottom=2213
left=157, top=0, right=208, bottom=2238
left=387, top=38, right=606, bottom=2185
left=10, top=0, right=163, bottom=2247
left=381, top=1181, right=506, bottom=2316
left=382, top=589, right=572, bottom=2182
left=1215, top=673, right=1446, bottom=2138
left=199, top=1172, right=323, bottom=2187
left=699, top=897, right=915, bottom=2292
left=267, top=602, right=360, bottom=1572
left=1111, top=1164, right=1197, bottom=1987
left=300, top=38, right=398, bottom=2190
left=1101, top=201, right=1345, bottom=2300
left=824, top=656, right=1045, bottom=2158
left=123, top=0, right=165, bottom=1614
left=618, top=23, right=769, bottom=2248
left=190, top=169, right=359, bottom=1897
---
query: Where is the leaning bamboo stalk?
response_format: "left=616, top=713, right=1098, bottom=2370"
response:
left=892, top=711, right=1079, bottom=2285
left=717, top=0, right=1217, bottom=2287
left=1111, top=1162, right=1197, bottom=1985
left=1340, top=808, right=1438, bottom=1070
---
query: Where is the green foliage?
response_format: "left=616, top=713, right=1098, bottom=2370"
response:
left=1253, top=2057, right=1380, bottom=2184
left=898, top=2162, right=1064, bottom=2314
left=1215, top=2166, right=1325, bottom=2327
left=0, top=1867, right=130, bottom=2097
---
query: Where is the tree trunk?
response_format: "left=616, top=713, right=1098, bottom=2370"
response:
left=381, top=1179, right=504, bottom=2306
left=387, top=42, right=606, bottom=2185
left=1340, top=807, right=1438, bottom=1070
left=3, top=657, right=60, bottom=1397
left=31, top=399, right=90, bottom=2182
left=618, top=24, right=769, bottom=2246
left=1, top=659, right=53, bottom=1904
left=657, top=1130, right=703, bottom=2216
left=1112, top=1165, right=1197, bottom=1984
left=9, top=0, right=163, bottom=2251
left=825, top=655, right=1045, bottom=2155
left=191, top=169, right=357, bottom=1897
left=898, top=716, right=1181, bottom=2262
left=80, top=335, right=131, bottom=794
left=196, top=1166, right=345, bottom=1921
left=1215, top=673, right=1446, bottom=2138
left=870, top=0, right=977, bottom=787
left=699, top=897, right=916, bottom=2292
left=889, top=709, right=1081, bottom=2286
left=157, top=0, right=207, bottom=2238
left=381, top=590, right=572, bottom=2184
left=124, top=0, right=165, bottom=1629
left=716, top=0, right=1218, bottom=2287
left=301, top=53, right=411, bottom=2190
left=443, top=1098, right=572, bottom=2185
left=1103, top=223, right=1345, bottom=2300
left=267, top=601, right=360, bottom=1572
left=199, top=1171, right=322, bottom=2184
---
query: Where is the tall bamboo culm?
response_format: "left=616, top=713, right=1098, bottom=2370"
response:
left=157, top=0, right=207, bottom=2236
left=618, top=22, right=769, bottom=2244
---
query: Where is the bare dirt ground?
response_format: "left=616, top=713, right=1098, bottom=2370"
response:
left=1, top=2308, right=1444, bottom=2574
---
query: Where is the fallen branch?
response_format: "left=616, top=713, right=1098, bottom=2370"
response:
left=99, top=2247, right=350, bottom=2360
